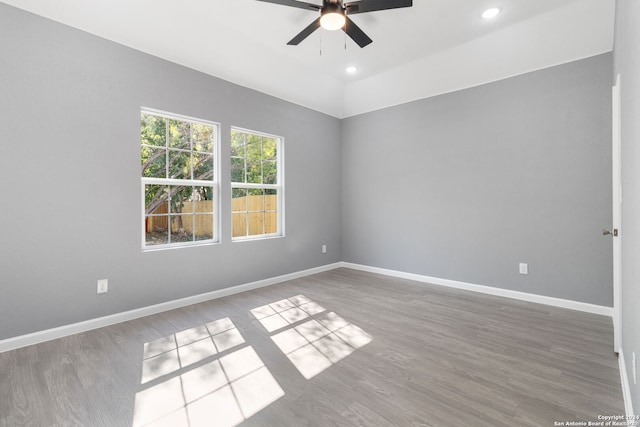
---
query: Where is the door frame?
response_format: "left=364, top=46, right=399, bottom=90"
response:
left=612, top=73, right=622, bottom=353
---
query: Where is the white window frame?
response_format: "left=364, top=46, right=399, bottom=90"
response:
left=141, top=108, right=220, bottom=250
left=231, top=127, right=285, bottom=241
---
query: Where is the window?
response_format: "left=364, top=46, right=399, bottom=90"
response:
left=231, top=128, right=283, bottom=240
left=141, top=109, right=219, bottom=249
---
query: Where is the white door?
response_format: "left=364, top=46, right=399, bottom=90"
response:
left=611, top=74, right=622, bottom=353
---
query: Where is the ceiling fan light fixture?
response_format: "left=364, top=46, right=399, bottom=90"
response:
left=320, top=12, right=346, bottom=30
left=320, top=3, right=346, bottom=31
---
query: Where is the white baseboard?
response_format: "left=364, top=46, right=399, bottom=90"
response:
left=618, top=350, right=636, bottom=418
left=341, top=262, right=613, bottom=317
left=0, top=262, right=342, bottom=353
left=0, top=261, right=614, bottom=353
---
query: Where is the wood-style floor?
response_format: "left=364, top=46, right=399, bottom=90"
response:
left=0, top=268, right=624, bottom=426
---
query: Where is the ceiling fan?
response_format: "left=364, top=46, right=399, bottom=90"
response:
left=256, top=0, right=413, bottom=48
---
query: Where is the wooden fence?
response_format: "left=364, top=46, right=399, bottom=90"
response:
left=145, top=202, right=168, bottom=233
left=146, top=195, right=277, bottom=238
left=232, top=194, right=277, bottom=237
left=181, top=200, right=214, bottom=238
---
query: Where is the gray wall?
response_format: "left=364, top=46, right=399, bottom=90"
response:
left=0, top=1, right=617, bottom=343
left=341, top=54, right=613, bottom=306
left=614, top=0, right=640, bottom=412
left=0, top=4, right=342, bottom=340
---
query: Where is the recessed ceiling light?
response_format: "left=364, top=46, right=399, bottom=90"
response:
left=346, top=66, right=358, bottom=74
left=482, top=7, right=501, bottom=19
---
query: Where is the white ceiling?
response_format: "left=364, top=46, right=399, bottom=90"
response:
left=2, top=0, right=615, bottom=118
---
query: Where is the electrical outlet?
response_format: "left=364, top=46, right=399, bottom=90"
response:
left=519, top=263, right=528, bottom=275
left=322, top=244, right=327, bottom=254
left=97, top=279, right=108, bottom=294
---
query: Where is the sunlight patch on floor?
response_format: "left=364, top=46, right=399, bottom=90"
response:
left=250, top=295, right=326, bottom=333
left=252, top=296, right=372, bottom=380
left=133, top=318, right=284, bottom=427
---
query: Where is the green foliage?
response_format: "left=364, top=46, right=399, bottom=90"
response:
left=141, top=112, right=215, bottom=215
left=230, top=130, right=278, bottom=185
left=232, top=187, right=246, bottom=200
left=141, top=114, right=166, bottom=147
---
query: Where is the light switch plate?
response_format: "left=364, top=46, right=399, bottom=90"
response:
left=97, top=279, right=108, bottom=294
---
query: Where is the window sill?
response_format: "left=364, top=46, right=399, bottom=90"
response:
left=231, top=234, right=284, bottom=243
left=142, top=240, right=219, bottom=252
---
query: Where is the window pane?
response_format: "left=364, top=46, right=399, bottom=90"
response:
left=232, top=188, right=247, bottom=212
left=169, top=119, right=191, bottom=150
left=141, top=114, right=166, bottom=147
left=145, top=185, right=168, bottom=214
left=263, top=138, right=277, bottom=161
left=246, top=162, right=262, bottom=184
left=141, top=146, right=166, bottom=178
left=180, top=212, right=194, bottom=239
left=230, top=131, right=245, bottom=157
left=170, top=215, right=193, bottom=242
left=231, top=158, right=245, bottom=183
left=246, top=136, right=262, bottom=162
left=146, top=218, right=168, bottom=246
left=232, top=212, right=247, bottom=238
left=145, top=185, right=169, bottom=245
left=193, top=123, right=214, bottom=153
left=265, top=189, right=277, bottom=211
left=168, top=150, right=190, bottom=179
left=193, top=214, right=214, bottom=240
left=265, top=212, right=277, bottom=234
left=169, top=185, right=193, bottom=214
left=179, top=198, right=195, bottom=215
left=248, top=188, right=264, bottom=212
left=193, top=152, right=214, bottom=180
left=263, top=160, right=277, bottom=185
left=193, top=186, right=213, bottom=201
left=248, top=212, right=265, bottom=236
left=179, top=189, right=214, bottom=241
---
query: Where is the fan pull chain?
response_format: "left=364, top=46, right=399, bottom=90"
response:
left=320, top=32, right=323, bottom=56
left=344, top=11, right=347, bottom=50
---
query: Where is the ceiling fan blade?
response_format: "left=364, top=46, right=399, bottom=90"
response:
left=287, top=17, right=322, bottom=45
left=256, top=0, right=321, bottom=11
left=345, top=0, right=412, bottom=14
left=343, top=17, right=373, bottom=48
